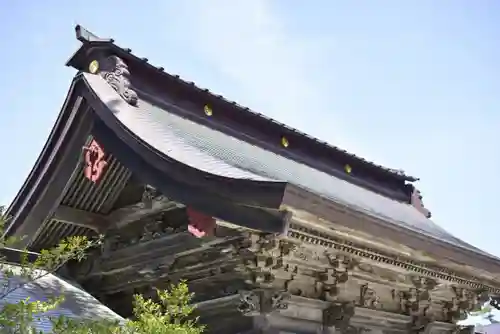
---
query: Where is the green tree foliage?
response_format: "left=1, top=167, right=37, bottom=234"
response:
left=0, top=206, right=205, bottom=333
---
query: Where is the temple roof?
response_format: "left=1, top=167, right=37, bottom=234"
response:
left=5, top=25, right=497, bottom=276
left=0, top=262, right=122, bottom=332
left=84, top=72, right=492, bottom=258
left=68, top=25, right=418, bottom=184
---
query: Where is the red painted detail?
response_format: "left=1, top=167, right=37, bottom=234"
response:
left=83, top=139, right=108, bottom=183
left=186, top=207, right=216, bottom=238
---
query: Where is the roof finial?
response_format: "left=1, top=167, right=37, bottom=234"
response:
left=75, top=25, right=113, bottom=43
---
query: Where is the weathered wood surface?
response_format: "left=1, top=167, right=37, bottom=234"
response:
left=71, top=208, right=496, bottom=333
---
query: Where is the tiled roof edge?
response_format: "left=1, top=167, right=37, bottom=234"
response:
left=68, top=24, right=419, bottom=183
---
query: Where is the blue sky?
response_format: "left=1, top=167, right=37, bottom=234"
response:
left=0, top=0, right=499, bottom=266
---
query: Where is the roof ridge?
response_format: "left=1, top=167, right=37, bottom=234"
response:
left=69, top=24, right=419, bottom=182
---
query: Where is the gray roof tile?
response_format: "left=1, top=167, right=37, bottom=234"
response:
left=0, top=264, right=123, bottom=332
left=72, top=26, right=417, bottom=182
left=84, top=73, right=494, bottom=259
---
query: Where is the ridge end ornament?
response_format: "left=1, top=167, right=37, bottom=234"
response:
left=83, top=139, right=108, bottom=183
left=95, top=55, right=138, bottom=106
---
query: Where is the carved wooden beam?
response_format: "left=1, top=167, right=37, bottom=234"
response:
left=322, top=301, right=355, bottom=331
left=53, top=205, right=107, bottom=232
left=238, top=289, right=290, bottom=316
left=107, top=196, right=182, bottom=229
left=53, top=197, right=183, bottom=233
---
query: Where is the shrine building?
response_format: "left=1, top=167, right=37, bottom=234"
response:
left=4, top=25, right=500, bottom=334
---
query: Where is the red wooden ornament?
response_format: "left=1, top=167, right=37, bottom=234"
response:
left=83, top=139, right=108, bottom=183
left=186, top=207, right=216, bottom=238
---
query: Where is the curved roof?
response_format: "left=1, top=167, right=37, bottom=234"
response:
left=5, top=24, right=497, bottom=272
left=68, top=25, right=418, bottom=184
left=83, top=73, right=492, bottom=259
left=4, top=75, right=288, bottom=240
